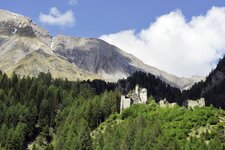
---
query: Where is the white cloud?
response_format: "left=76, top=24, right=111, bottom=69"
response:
left=39, top=7, right=75, bottom=27
left=100, top=7, right=225, bottom=77
left=68, top=0, right=78, bottom=6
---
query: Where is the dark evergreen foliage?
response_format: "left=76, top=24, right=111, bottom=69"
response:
left=183, top=57, right=225, bottom=109
left=118, top=71, right=182, bottom=104
left=0, top=69, right=225, bottom=149
left=0, top=72, right=119, bottom=149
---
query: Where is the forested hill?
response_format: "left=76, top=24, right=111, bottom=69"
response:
left=92, top=102, right=225, bottom=149
left=0, top=71, right=119, bottom=149
left=0, top=70, right=224, bottom=149
left=0, top=70, right=185, bottom=149
left=183, top=57, right=225, bottom=109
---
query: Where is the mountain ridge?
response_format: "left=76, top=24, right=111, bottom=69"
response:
left=0, top=9, right=203, bottom=89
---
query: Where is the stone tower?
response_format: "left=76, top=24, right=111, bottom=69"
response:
left=135, top=85, right=139, bottom=96
left=140, top=88, right=147, bottom=103
left=120, top=85, right=148, bottom=111
left=120, top=95, right=131, bottom=111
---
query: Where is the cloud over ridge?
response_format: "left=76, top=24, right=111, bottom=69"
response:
left=100, top=7, right=225, bottom=77
left=39, top=7, right=75, bottom=27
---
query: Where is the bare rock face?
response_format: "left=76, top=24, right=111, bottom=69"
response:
left=0, top=10, right=54, bottom=69
left=0, top=36, right=52, bottom=72
left=0, top=9, right=203, bottom=89
left=0, top=9, right=54, bottom=71
left=52, top=35, right=141, bottom=81
left=52, top=35, right=203, bottom=89
left=0, top=9, right=99, bottom=81
left=0, top=9, right=52, bottom=45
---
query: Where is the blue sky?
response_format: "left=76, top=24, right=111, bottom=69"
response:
left=1, top=1, right=225, bottom=77
left=1, top=0, right=225, bottom=37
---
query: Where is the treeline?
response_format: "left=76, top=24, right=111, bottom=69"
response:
left=0, top=71, right=119, bottom=149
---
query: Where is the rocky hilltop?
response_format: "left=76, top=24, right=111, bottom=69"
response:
left=0, top=9, right=203, bottom=89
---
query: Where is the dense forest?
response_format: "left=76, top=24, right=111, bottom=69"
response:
left=0, top=71, right=119, bottom=149
left=0, top=70, right=224, bottom=149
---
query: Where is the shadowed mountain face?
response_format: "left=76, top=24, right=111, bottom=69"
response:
left=183, top=57, right=225, bottom=109
left=0, top=9, right=203, bottom=89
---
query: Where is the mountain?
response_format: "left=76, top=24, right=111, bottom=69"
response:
left=0, top=9, right=202, bottom=89
left=0, top=9, right=99, bottom=81
left=183, top=57, right=225, bottom=109
left=52, top=35, right=202, bottom=89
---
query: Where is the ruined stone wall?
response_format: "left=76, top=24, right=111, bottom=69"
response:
left=187, top=98, right=205, bottom=109
left=120, top=95, right=131, bottom=111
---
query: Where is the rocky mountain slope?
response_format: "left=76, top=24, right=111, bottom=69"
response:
left=0, top=9, right=202, bottom=89
left=0, top=9, right=99, bottom=81
left=52, top=35, right=203, bottom=89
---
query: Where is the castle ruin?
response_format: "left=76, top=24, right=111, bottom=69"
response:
left=159, top=99, right=177, bottom=108
left=159, top=98, right=205, bottom=109
left=186, top=98, right=205, bottom=109
left=120, top=85, right=147, bottom=111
